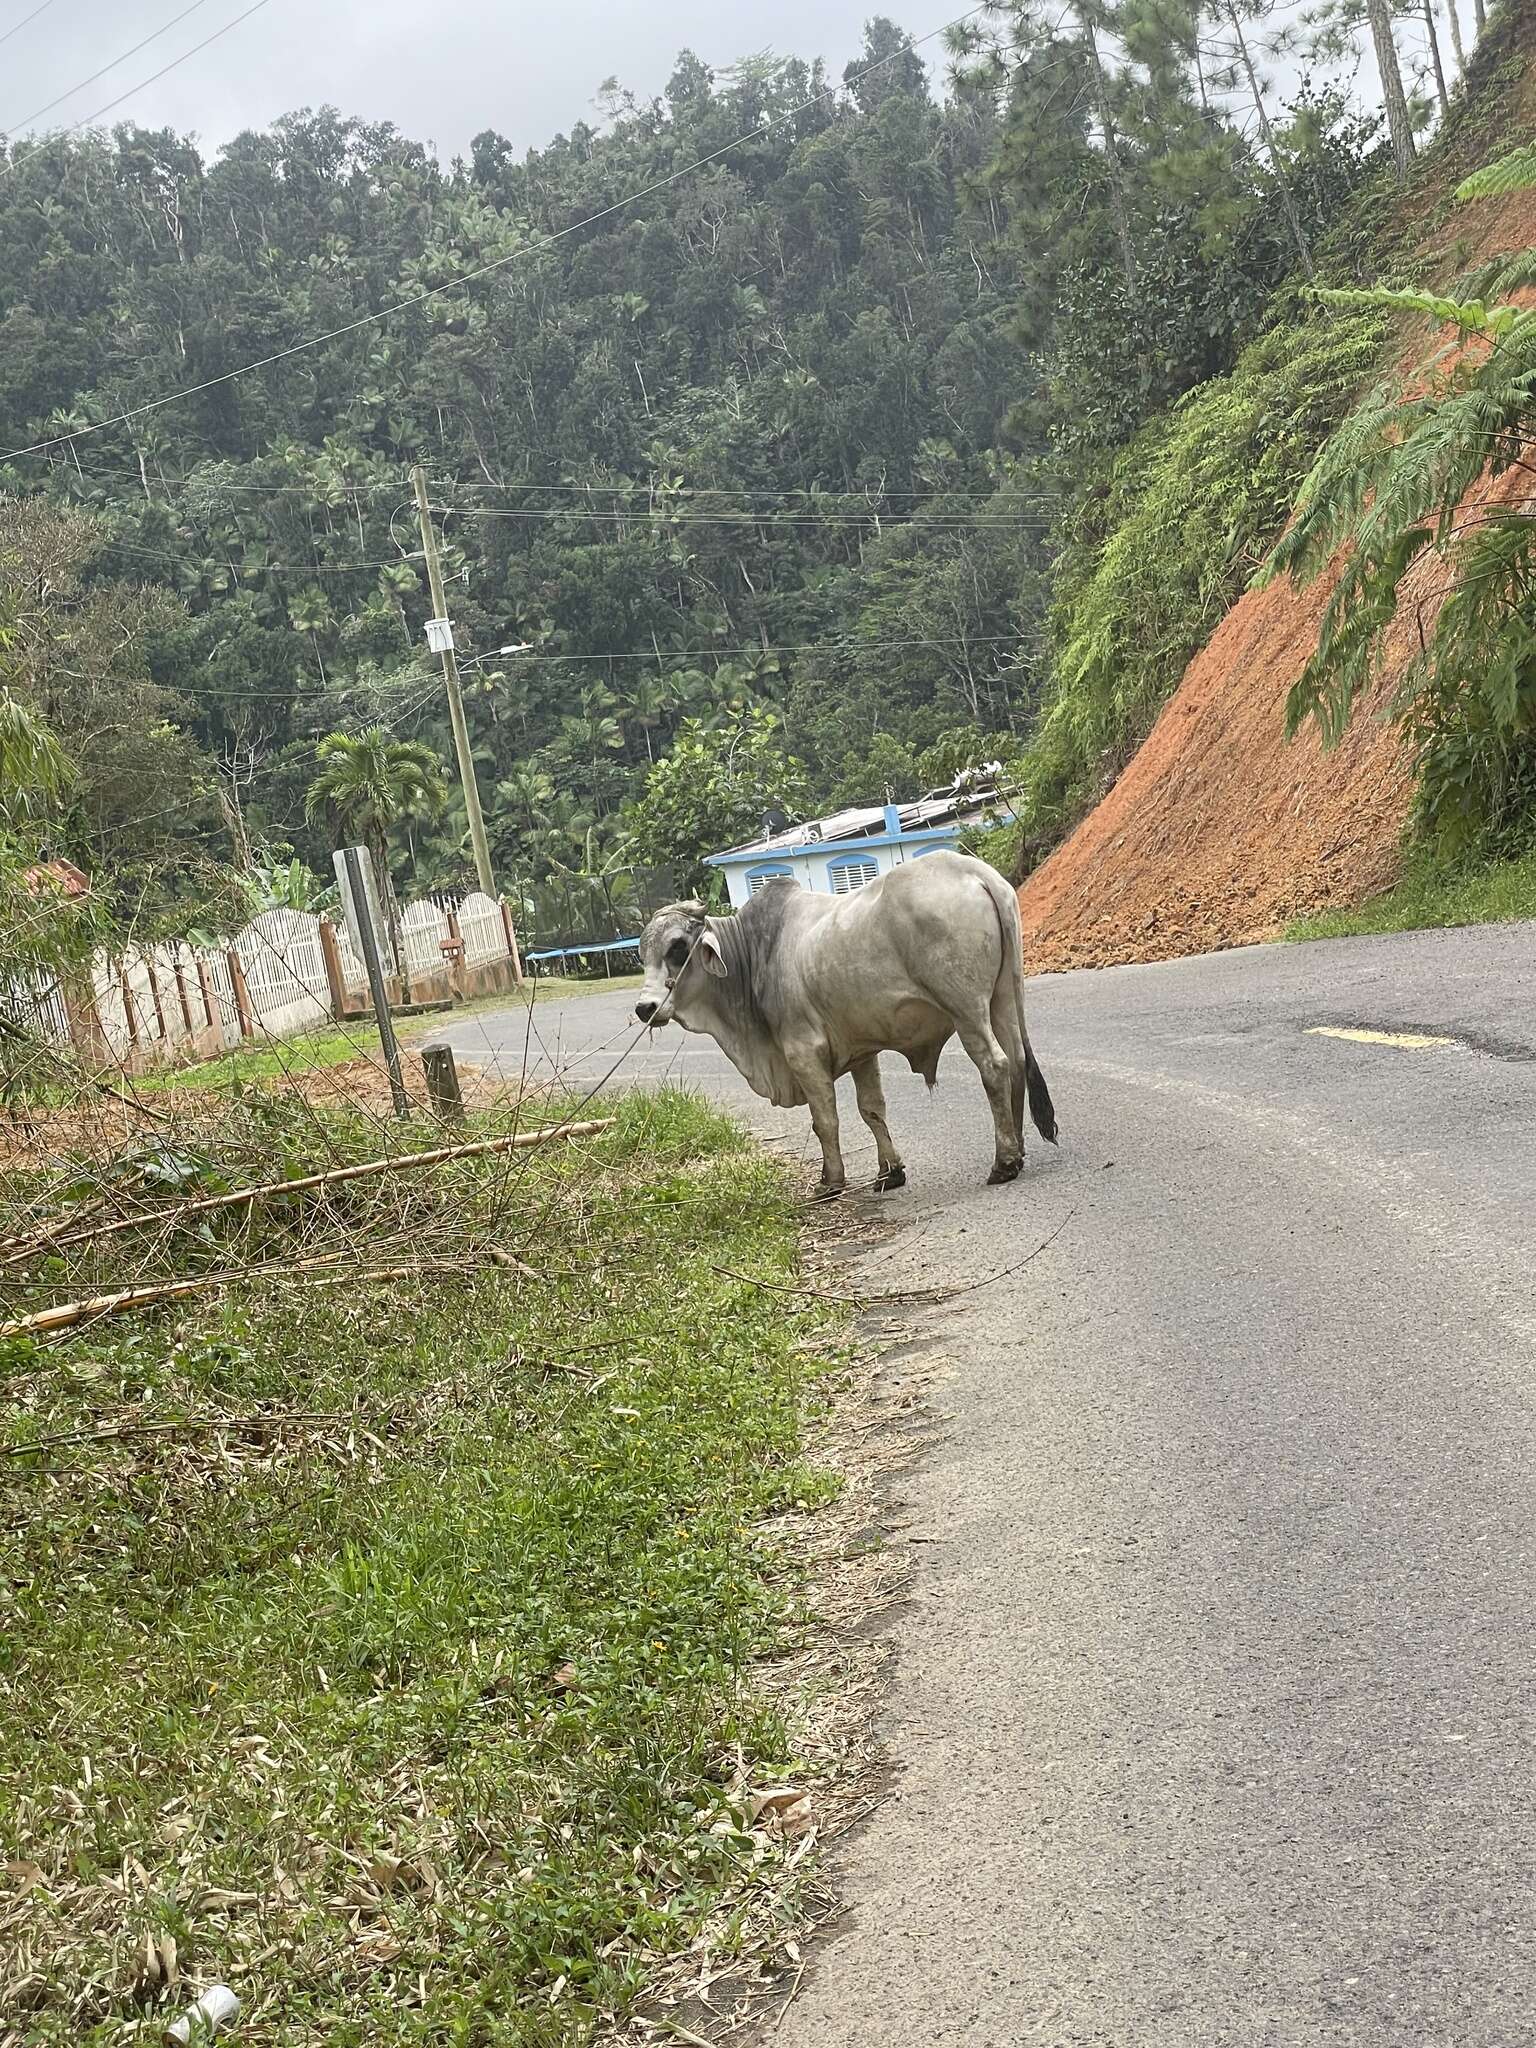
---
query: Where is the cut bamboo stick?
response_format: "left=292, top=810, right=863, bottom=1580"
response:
left=0, top=1117, right=615, bottom=1265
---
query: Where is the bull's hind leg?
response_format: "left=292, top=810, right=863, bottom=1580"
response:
left=990, top=983, right=1027, bottom=1155
left=955, top=1013, right=1023, bottom=1184
left=851, top=1055, right=906, bottom=1192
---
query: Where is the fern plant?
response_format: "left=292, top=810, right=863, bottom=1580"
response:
left=1262, top=155, right=1536, bottom=853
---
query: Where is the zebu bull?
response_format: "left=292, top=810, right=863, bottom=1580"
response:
left=634, top=849, right=1056, bottom=1193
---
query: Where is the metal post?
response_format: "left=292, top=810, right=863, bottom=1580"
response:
left=343, top=844, right=409, bottom=1118
left=411, top=464, right=496, bottom=898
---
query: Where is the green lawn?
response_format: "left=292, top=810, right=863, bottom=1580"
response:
left=0, top=1090, right=841, bottom=2044
left=1286, top=848, right=1536, bottom=942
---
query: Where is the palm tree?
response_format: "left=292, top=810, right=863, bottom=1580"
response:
left=304, top=728, right=448, bottom=998
left=619, top=673, right=669, bottom=761
left=496, top=761, right=556, bottom=835
left=288, top=586, right=335, bottom=687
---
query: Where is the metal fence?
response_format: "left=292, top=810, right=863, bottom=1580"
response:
left=509, top=864, right=679, bottom=967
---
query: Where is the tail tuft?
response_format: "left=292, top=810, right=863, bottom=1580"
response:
left=1025, top=1047, right=1057, bottom=1145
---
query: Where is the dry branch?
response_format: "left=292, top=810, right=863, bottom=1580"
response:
left=0, top=1245, right=532, bottom=1340
left=0, top=1117, right=616, bottom=1265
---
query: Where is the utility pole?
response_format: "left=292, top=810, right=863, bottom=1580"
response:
left=411, top=464, right=496, bottom=898
left=340, top=844, right=409, bottom=1119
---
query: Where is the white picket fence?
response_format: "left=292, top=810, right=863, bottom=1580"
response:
left=458, top=891, right=508, bottom=967
left=6, top=887, right=514, bottom=1069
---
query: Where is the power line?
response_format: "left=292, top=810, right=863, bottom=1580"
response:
left=153, top=630, right=1047, bottom=697
left=2, top=0, right=214, bottom=135
left=103, top=537, right=420, bottom=574
left=57, top=463, right=1061, bottom=507
left=430, top=480, right=1062, bottom=503
left=96, top=509, right=1048, bottom=585
left=0, top=0, right=59, bottom=50
left=446, top=506, right=1054, bottom=530
left=0, top=0, right=271, bottom=180
left=41, top=454, right=1059, bottom=507
left=0, top=3, right=984, bottom=460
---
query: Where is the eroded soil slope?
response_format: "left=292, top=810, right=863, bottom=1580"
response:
left=1018, top=173, right=1536, bottom=974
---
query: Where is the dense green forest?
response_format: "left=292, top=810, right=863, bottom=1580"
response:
left=0, top=3, right=1477, bottom=941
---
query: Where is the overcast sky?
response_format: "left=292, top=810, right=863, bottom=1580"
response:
left=0, top=0, right=939, bottom=163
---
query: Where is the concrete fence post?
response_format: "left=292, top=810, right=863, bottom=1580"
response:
left=119, top=959, right=140, bottom=1049
left=318, top=916, right=349, bottom=1020
left=423, top=1043, right=464, bottom=1122
left=62, top=973, right=108, bottom=1066
left=227, top=948, right=255, bottom=1041
left=500, top=897, right=525, bottom=986
left=144, top=954, right=168, bottom=1040
left=195, top=956, right=216, bottom=1030
left=172, top=951, right=195, bottom=1035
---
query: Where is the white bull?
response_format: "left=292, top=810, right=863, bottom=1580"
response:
left=634, top=849, right=1056, bottom=1193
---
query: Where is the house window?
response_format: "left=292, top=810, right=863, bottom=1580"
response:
left=746, top=866, right=794, bottom=896
left=828, top=856, right=879, bottom=895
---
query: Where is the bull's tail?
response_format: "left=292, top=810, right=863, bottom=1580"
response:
left=981, top=863, right=1057, bottom=1147
left=1024, top=1042, right=1057, bottom=1146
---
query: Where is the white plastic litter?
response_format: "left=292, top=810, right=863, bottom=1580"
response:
left=162, top=1983, right=241, bottom=2043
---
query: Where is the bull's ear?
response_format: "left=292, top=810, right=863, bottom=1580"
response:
left=699, top=929, right=728, bottom=978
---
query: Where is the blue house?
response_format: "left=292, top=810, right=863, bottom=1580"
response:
left=705, top=789, right=999, bottom=910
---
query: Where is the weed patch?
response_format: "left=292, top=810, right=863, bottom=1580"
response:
left=0, top=1090, right=847, bottom=2045
left=1286, top=846, right=1536, bottom=940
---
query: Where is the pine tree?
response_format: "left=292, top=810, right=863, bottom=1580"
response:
left=1416, top=0, right=1452, bottom=115
left=1204, top=0, right=1316, bottom=275
left=1367, top=0, right=1418, bottom=178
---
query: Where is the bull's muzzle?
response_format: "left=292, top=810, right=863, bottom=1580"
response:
left=635, top=999, right=659, bottom=1025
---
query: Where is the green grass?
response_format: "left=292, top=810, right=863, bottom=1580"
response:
left=137, top=975, right=646, bottom=1095
left=0, top=1090, right=842, bottom=2044
left=1286, top=847, right=1536, bottom=941
left=136, top=1020, right=393, bottom=1092
left=515, top=971, right=644, bottom=1003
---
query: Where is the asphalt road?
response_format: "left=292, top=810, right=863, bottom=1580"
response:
left=430, top=921, right=1536, bottom=2045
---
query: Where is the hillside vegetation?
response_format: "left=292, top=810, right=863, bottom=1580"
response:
left=1014, top=3, right=1536, bottom=963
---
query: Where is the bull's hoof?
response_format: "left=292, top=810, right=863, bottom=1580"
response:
left=874, top=1165, right=907, bottom=1193
left=987, top=1157, right=1022, bottom=1185
left=813, top=1179, right=846, bottom=1202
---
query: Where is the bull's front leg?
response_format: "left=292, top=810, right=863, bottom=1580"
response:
left=851, top=1055, right=906, bottom=1192
left=789, top=1043, right=846, bottom=1198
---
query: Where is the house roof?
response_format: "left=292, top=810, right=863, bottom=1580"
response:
left=22, top=858, right=90, bottom=899
left=707, top=787, right=999, bottom=865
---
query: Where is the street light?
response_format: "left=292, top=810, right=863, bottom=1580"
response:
left=460, top=642, right=533, bottom=671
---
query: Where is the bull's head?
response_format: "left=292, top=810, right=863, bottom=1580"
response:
left=635, top=901, right=727, bottom=1027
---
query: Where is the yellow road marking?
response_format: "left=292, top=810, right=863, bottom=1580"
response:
left=1307, top=1026, right=1456, bottom=1050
